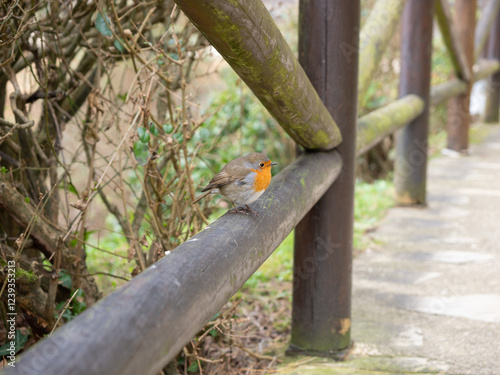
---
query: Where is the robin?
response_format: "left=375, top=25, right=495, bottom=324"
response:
left=193, top=153, right=277, bottom=216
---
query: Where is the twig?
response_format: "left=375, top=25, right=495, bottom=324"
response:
left=234, top=344, right=280, bottom=362
left=0, top=117, right=34, bottom=129
left=63, top=109, right=142, bottom=242
left=50, top=288, right=80, bottom=335
left=44, top=237, right=63, bottom=323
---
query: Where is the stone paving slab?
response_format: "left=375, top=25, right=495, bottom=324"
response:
left=279, top=125, right=500, bottom=375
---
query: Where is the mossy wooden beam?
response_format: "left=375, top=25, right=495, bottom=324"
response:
left=430, top=58, right=500, bottom=106
left=430, top=79, right=467, bottom=106
left=435, top=0, right=472, bottom=82
left=474, top=0, right=500, bottom=60
left=172, top=0, right=341, bottom=150
left=358, top=0, right=408, bottom=105
left=12, top=151, right=342, bottom=375
left=356, top=60, right=500, bottom=156
left=356, top=94, right=424, bottom=156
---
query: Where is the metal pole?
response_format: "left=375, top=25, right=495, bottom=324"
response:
left=394, top=0, right=435, bottom=205
left=447, top=0, right=477, bottom=151
left=289, top=0, right=359, bottom=357
left=485, top=9, right=500, bottom=123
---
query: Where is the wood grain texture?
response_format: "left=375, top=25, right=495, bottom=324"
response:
left=394, top=0, right=435, bottom=205
left=291, top=0, right=359, bottom=355
left=447, top=0, right=476, bottom=152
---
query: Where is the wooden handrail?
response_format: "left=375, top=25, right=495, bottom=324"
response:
left=357, top=94, right=425, bottom=156
left=431, top=58, right=500, bottom=106
left=475, top=0, right=500, bottom=60
left=357, top=59, right=500, bottom=154
left=435, top=0, right=472, bottom=82
left=11, top=151, right=342, bottom=375
left=357, top=0, right=408, bottom=105
left=172, top=0, right=341, bottom=151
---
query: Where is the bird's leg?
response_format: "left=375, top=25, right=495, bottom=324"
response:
left=229, top=204, right=248, bottom=215
left=244, top=204, right=259, bottom=217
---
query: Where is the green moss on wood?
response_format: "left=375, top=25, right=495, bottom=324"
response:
left=15, top=267, right=39, bottom=284
left=175, top=0, right=342, bottom=150
left=357, top=95, right=425, bottom=156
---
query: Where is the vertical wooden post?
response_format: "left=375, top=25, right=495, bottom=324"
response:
left=446, top=0, right=477, bottom=151
left=289, top=0, right=359, bottom=356
left=485, top=9, right=500, bottom=123
left=394, top=0, right=435, bottom=205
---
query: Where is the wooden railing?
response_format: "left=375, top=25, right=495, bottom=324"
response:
left=9, top=0, right=500, bottom=374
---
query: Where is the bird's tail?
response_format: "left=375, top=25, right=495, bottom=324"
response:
left=192, top=189, right=212, bottom=205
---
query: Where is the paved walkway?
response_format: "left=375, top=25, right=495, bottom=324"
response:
left=280, top=125, right=500, bottom=375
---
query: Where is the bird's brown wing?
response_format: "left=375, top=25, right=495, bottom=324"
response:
left=201, top=161, right=251, bottom=192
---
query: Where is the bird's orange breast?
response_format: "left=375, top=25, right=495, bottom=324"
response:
left=251, top=168, right=272, bottom=192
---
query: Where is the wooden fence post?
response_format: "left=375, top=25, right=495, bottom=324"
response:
left=485, top=9, right=500, bottom=123
left=446, top=0, right=477, bottom=151
left=289, top=0, right=359, bottom=356
left=394, top=0, right=435, bottom=205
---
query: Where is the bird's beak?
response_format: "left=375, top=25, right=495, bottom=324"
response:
left=271, top=162, right=277, bottom=166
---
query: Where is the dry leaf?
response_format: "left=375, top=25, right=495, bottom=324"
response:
left=70, top=199, right=87, bottom=211
left=15, top=233, right=25, bottom=249
left=139, top=234, right=149, bottom=248
left=127, top=246, right=136, bottom=261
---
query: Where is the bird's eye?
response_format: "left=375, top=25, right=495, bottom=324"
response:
left=259, top=162, right=265, bottom=167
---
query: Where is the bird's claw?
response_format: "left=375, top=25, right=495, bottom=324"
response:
left=244, top=205, right=259, bottom=217
left=228, top=205, right=259, bottom=217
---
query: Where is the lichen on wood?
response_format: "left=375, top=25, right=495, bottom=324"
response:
left=430, top=58, right=500, bottom=106
left=173, top=0, right=342, bottom=150
left=356, top=94, right=425, bottom=156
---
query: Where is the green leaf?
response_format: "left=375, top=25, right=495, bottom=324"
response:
left=1, top=166, right=7, bottom=173
left=95, top=13, right=112, bottom=37
left=208, top=328, right=217, bottom=337
left=138, top=127, right=150, bottom=143
left=72, top=289, right=87, bottom=315
left=67, top=183, right=79, bottom=196
left=0, top=330, right=28, bottom=356
left=114, top=38, right=125, bottom=52
left=24, top=197, right=30, bottom=203
left=173, top=132, right=183, bottom=143
left=84, top=229, right=98, bottom=242
left=187, top=361, right=199, bottom=373
left=210, top=312, right=220, bottom=321
left=118, top=93, right=127, bottom=102
left=61, top=306, right=75, bottom=321
left=163, top=123, right=173, bottom=134
left=133, top=141, right=150, bottom=166
left=59, top=270, right=72, bottom=289
left=150, top=123, right=159, bottom=137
